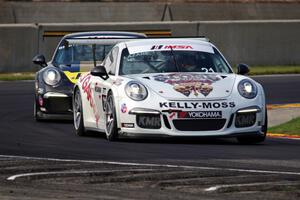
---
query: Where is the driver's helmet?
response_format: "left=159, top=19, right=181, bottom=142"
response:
left=177, top=52, right=197, bottom=69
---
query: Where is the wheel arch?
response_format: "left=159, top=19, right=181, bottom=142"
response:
left=73, top=84, right=88, bottom=127
left=106, top=87, right=121, bottom=130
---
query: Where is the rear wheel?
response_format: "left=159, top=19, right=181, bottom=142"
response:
left=105, top=92, right=118, bottom=141
left=73, top=89, right=86, bottom=136
left=237, top=109, right=268, bottom=144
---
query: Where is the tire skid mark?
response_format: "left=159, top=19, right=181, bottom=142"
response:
left=154, top=174, right=285, bottom=188
left=88, top=170, right=213, bottom=184
left=7, top=169, right=155, bottom=181
left=2, top=154, right=300, bottom=178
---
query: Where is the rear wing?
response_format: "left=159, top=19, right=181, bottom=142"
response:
left=66, top=37, right=143, bottom=45
left=66, top=36, right=209, bottom=45
left=145, top=36, right=210, bottom=42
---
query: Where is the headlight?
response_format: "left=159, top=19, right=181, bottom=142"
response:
left=43, top=68, right=61, bottom=86
left=125, top=81, right=148, bottom=101
left=238, top=79, right=258, bottom=99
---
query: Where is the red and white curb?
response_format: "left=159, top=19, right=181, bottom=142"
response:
left=267, top=133, right=300, bottom=140
left=267, top=103, right=300, bottom=140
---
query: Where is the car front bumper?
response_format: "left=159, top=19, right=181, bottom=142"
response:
left=116, top=98, right=266, bottom=138
left=37, top=92, right=72, bottom=115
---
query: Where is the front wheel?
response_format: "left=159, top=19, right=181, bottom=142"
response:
left=237, top=109, right=268, bottom=144
left=34, top=96, right=42, bottom=121
left=73, top=89, right=86, bottom=136
left=105, top=92, right=118, bottom=141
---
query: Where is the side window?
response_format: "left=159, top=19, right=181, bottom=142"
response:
left=213, top=47, right=232, bottom=73
left=103, top=51, right=112, bottom=72
left=108, top=47, right=119, bottom=75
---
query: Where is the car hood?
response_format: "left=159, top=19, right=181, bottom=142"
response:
left=125, top=73, right=237, bottom=100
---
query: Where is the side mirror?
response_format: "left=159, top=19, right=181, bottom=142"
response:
left=32, top=54, right=47, bottom=67
left=237, top=63, right=250, bottom=75
left=91, top=65, right=109, bottom=80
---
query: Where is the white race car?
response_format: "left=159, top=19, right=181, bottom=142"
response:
left=73, top=38, right=267, bottom=144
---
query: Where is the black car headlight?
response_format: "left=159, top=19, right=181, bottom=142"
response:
left=238, top=79, right=258, bottom=99
left=125, top=81, right=148, bottom=101
left=43, top=68, right=61, bottom=86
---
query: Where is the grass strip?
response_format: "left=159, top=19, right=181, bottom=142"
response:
left=268, top=117, right=300, bottom=135
left=0, top=73, right=35, bottom=81
left=235, top=65, right=300, bottom=75
left=1, top=65, right=300, bottom=81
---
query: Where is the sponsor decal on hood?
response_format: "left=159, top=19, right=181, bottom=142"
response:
left=159, top=101, right=235, bottom=109
left=153, top=73, right=221, bottom=97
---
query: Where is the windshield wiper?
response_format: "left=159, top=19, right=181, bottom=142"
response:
left=169, top=46, right=180, bottom=72
left=92, top=44, right=97, bottom=68
left=102, top=45, right=106, bottom=61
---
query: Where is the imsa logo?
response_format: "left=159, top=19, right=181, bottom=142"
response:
left=151, top=45, right=163, bottom=50
left=150, top=45, right=193, bottom=50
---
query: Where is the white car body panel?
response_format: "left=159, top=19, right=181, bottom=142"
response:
left=74, top=38, right=266, bottom=138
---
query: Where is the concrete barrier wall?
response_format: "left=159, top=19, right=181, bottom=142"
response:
left=170, top=3, right=300, bottom=21
left=198, top=20, right=300, bottom=66
left=2, top=2, right=166, bottom=23
left=0, top=3, right=15, bottom=23
left=1, top=20, right=300, bottom=72
left=0, top=24, right=38, bottom=72
left=1, top=2, right=300, bottom=23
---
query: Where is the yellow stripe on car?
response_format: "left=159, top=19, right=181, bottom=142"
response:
left=63, top=62, right=95, bottom=84
left=64, top=71, right=82, bottom=84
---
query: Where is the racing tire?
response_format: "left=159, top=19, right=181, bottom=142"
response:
left=237, top=109, right=268, bottom=144
left=34, top=96, right=43, bottom=122
left=105, top=92, right=118, bottom=141
left=73, top=89, right=86, bottom=136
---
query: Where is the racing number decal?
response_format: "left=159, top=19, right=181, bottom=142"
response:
left=200, top=68, right=215, bottom=73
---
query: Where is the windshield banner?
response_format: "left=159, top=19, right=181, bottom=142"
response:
left=128, top=44, right=214, bottom=54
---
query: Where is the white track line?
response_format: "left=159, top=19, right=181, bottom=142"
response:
left=204, top=181, right=298, bottom=192
left=1, top=154, right=300, bottom=181
left=251, top=74, right=300, bottom=78
left=7, top=169, right=154, bottom=181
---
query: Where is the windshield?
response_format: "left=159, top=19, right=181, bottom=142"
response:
left=53, top=43, right=114, bottom=67
left=119, top=48, right=232, bottom=75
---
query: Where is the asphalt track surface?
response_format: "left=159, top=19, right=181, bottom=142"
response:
left=0, top=74, right=300, bottom=199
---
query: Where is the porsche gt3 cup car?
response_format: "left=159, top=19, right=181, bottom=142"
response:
left=73, top=38, right=267, bottom=144
left=33, top=31, right=146, bottom=120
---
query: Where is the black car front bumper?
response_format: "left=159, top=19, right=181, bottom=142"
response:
left=36, top=91, right=73, bottom=120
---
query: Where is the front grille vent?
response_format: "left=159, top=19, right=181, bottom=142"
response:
left=173, top=119, right=226, bottom=131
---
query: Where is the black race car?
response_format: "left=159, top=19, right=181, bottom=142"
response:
left=33, top=31, right=146, bottom=120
